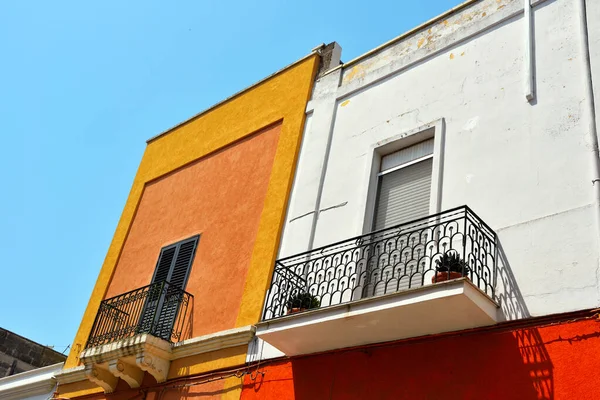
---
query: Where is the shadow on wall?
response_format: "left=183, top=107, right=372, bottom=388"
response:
left=287, top=328, right=553, bottom=400
left=241, top=327, right=555, bottom=399
left=241, top=239, right=558, bottom=399
left=181, top=296, right=195, bottom=342
left=493, top=239, right=553, bottom=398
left=496, top=239, right=531, bottom=320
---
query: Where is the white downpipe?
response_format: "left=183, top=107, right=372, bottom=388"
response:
left=524, top=0, right=535, bottom=102
left=577, top=0, right=600, bottom=244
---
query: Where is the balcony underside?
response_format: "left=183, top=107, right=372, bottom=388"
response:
left=256, top=278, right=499, bottom=356
left=71, top=326, right=255, bottom=393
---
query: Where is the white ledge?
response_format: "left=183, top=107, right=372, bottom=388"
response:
left=0, top=363, right=63, bottom=400
left=80, top=333, right=171, bottom=365
left=58, top=326, right=257, bottom=391
left=256, top=278, right=500, bottom=356
left=55, top=365, right=86, bottom=385
left=172, top=325, right=256, bottom=359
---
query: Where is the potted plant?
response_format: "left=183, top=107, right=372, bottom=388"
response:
left=286, top=291, right=320, bottom=314
left=432, top=253, right=470, bottom=283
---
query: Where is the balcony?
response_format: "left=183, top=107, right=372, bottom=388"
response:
left=79, top=281, right=192, bottom=392
left=256, top=206, right=501, bottom=356
left=86, top=281, right=192, bottom=349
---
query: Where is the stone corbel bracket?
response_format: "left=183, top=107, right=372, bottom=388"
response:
left=79, top=334, right=172, bottom=392
left=60, top=326, right=257, bottom=394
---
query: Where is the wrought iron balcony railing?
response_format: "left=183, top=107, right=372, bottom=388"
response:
left=86, top=281, right=193, bottom=348
left=263, top=206, right=497, bottom=320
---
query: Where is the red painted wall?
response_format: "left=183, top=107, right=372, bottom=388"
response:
left=241, top=318, right=600, bottom=400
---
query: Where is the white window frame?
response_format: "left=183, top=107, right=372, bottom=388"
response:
left=359, top=119, right=446, bottom=234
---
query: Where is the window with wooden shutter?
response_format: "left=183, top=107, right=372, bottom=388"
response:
left=150, top=236, right=199, bottom=289
left=138, top=235, right=199, bottom=340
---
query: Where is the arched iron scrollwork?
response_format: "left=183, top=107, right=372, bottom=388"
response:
left=262, top=206, right=497, bottom=321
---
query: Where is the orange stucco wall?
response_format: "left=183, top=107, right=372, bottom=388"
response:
left=105, top=123, right=280, bottom=336
left=64, top=54, right=319, bottom=373
left=241, top=317, right=600, bottom=400
left=59, top=53, right=319, bottom=400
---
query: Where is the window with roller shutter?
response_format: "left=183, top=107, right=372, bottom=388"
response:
left=373, top=138, right=434, bottom=231
left=138, top=235, right=199, bottom=340
left=365, top=139, right=434, bottom=298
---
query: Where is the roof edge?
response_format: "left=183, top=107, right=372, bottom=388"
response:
left=325, top=0, right=480, bottom=76
left=0, top=328, right=67, bottom=359
left=146, top=50, right=321, bottom=144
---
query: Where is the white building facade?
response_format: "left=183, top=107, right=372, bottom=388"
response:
left=277, top=0, right=600, bottom=322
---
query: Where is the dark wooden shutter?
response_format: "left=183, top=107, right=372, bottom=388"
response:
left=150, top=236, right=198, bottom=289
left=139, top=236, right=199, bottom=340
left=168, top=238, right=198, bottom=289
left=154, top=246, right=176, bottom=283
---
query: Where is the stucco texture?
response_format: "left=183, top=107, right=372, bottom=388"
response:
left=105, top=123, right=280, bottom=337
left=62, top=53, right=319, bottom=382
left=241, top=317, right=600, bottom=400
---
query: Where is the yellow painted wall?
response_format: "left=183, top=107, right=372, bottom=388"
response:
left=62, top=54, right=318, bottom=379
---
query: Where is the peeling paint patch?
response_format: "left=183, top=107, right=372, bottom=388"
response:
left=339, top=0, right=516, bottom=87
left=450, top=53, right=455, bottom=60
left=341, top=100, right=351, bottom=107
left=343, top=64, right=368, bottom=83
left=461, top=52, right=466, bottom=57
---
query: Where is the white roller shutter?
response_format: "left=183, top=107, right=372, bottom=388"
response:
left=365, top=140, right=434, bottom=298
left=380, top=138, right=434, bottom=171
left=373, top=151, right=433, bottom=231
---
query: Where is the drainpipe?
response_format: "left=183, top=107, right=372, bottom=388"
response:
left=577, top=0, right=600, bottom=244
left=524, top=0, right=535, bottom=102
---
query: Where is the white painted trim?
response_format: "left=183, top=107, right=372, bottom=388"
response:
left=55, top=365, right=86, bottom=385
left=430, top=119, right=446, bottom=215
left=171, top=325, right=256, bottom=358
left=0, top=363, right=63, bottom=400
left=360, top=119, right=445, bottom=234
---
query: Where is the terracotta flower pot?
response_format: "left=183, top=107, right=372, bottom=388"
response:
left=432, top=271, right=464, bottom=283
left=286, top=307, right=306, bottom=315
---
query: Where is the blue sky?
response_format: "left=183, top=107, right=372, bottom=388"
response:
left=0, top=0, right=462, bottom=351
